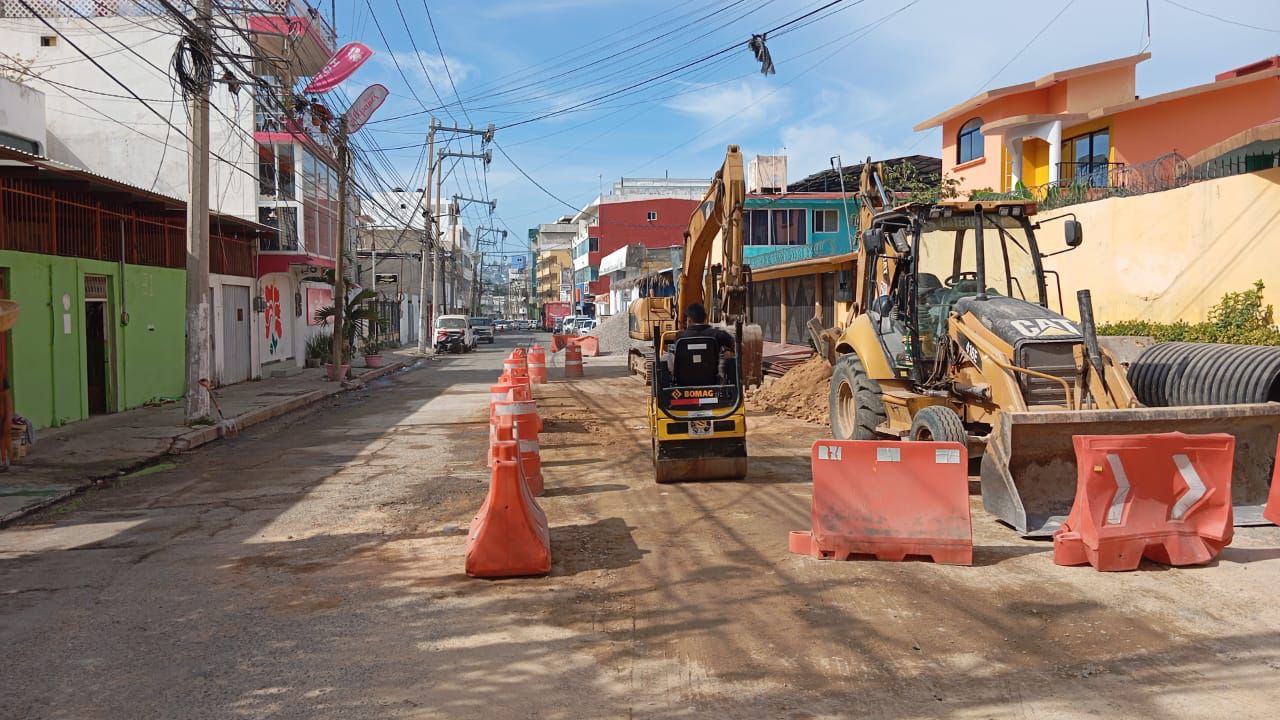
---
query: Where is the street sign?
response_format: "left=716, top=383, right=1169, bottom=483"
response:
left=346, top=84, right=388, bottom=133
left=375, top=273, right=398, bottom=285
left=304, top=42, right=374, bottom=94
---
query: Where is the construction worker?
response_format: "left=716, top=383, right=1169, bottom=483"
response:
left=665, top=303, right=737, bottom=384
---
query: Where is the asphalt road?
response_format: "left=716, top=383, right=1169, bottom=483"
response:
left=0, top=336, right=516, bottom=719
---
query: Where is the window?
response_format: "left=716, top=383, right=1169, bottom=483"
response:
left=276, top=143, right=295, bottom=199
left=746, top=209, right=770, bottom=246
left=1063, top=128, right=1111, bottom=187
left=258, top=206, right=299, bottom=251
left=588, top=237, right=599, bottom=253
left=957, top=117, right=984, bottom=164
left=813, top=209, right=839, bottom=233
left=39, top=36, right=56, bottom=47
left=646, top=210, right=658, bottom=221
left=258, top=145, right=277, bottom=197
left=772, top=209, right=807, bottom=246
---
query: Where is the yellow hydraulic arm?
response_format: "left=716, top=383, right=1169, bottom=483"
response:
left=680, top=144, right=748, bottom=328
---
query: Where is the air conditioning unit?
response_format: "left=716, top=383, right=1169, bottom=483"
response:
left=748, top=154, right=787, bottom=194
left=0, top=78, right=48, bottom=156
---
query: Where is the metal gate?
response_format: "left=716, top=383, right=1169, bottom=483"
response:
left=751, top=278, right=782, bottom=344
left=786, top=275, right=817, bottom=346
left=221, top=285, right=252, bottom=385
left=367, top=299, right=402, bottom=347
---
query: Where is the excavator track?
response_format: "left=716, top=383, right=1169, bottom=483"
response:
left=629, top=346, right=654, bottom=385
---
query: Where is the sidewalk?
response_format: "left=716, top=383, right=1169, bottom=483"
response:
left=0, top=348, right=423, bottom=525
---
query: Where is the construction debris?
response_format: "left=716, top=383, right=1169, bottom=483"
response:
left=746, top=354, right=832, bottom=425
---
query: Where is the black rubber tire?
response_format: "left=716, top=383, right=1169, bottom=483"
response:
left=910, top=405, right=967, bottom=444
left=829, top=354, right=887, bottom=440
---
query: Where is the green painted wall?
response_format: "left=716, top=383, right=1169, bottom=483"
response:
left=0, top=251, right=186, bottom=429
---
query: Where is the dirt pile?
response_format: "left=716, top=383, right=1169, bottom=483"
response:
left=589, top=311, right=632, bottom=354
left=745, top=354, right=832, bottom=425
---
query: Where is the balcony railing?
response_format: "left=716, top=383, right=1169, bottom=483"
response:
left=1056, top=161, right=1126, bottom=189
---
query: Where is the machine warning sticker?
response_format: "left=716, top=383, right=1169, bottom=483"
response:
left=876, top=447, right=901, bottom=463
left=935, top=448, right=962, bottom=464
left=816, top=444, right=842, bottom=461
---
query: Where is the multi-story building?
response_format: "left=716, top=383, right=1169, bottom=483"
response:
left=532, top=218, right=577, bottom=313
left=914, top=52, right=1280, bottom=195
left=0, top=79, right=265, bottom=429
left=0, top=1, right=347, bottom=372
left=570, top=194, right=700, bottom=315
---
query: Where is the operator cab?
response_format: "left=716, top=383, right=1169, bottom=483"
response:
left=862, top=201, right=1052, bottom=382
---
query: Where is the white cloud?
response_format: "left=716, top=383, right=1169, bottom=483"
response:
left=376, top=50, right=472, bottom=96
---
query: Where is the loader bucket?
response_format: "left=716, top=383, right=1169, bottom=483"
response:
left=981, top=403, right=1280, bottom=537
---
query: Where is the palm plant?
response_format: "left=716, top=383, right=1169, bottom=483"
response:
left=314, top=288, right=384, bottom=358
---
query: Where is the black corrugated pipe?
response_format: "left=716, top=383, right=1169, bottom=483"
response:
left=1127, top=342, right=1280, bottom=407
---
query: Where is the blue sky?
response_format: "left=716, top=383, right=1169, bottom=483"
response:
left=333, top=0, right=1280, bottom=262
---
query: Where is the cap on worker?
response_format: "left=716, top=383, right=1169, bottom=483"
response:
left=685, top=303, right=708, bottom=323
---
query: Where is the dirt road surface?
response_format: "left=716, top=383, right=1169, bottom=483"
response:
left=3, top=336, right=1279, bottom=719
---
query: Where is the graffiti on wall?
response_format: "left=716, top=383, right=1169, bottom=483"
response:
left=264, top=283, right=285, bottom=355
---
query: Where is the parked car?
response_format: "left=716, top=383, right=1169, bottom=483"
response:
left=561, top=315, right=593, bottom=334
left=469, top=316, right=495, bottom=344
left=575, top=318, right=598, bottom=334
left=494, top=319, right=510, bottom=332
left=434, top=314, right=475, bottom=352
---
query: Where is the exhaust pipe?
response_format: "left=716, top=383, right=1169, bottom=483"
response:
left=1077, top=289, right=1104, bottom=374
left=973, top=206, right=988, bottom=301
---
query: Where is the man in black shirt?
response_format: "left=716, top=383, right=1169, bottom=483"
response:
left=676, top=303, right=734, bottom=348
left=666, top=303, right=737, bottom=383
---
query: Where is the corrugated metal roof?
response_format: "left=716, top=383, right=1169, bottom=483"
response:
left=0, top=145, right=273, bottom=236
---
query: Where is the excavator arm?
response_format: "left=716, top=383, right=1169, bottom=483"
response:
left=679, top=145, right=749, bottom=327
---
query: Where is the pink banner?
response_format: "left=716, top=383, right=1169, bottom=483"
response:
left=303, top=42, right=373, bottom=94
left=346, top=84, right=388, bottom=133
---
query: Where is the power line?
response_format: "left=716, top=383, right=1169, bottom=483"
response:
left=1160, top=0, right=1279, bottom=33
left=494, top=142, right=581, bottom=213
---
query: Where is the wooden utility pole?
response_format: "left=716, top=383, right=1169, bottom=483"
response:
left=417, top=118, right=437, bottom=354
left=183, top=0, right=212, bottom=424
left=332, top=133, right=349, bottom=379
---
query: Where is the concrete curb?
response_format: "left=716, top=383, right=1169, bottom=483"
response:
left=3, top=358, right=417, bottom=526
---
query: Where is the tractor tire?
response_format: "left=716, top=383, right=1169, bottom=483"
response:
left=829, top=354, right=887, bottom=440
left=909, top=405, right=967, bottom=444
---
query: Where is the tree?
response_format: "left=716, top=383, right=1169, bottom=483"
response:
left=314, top=288, right=384, bottom=358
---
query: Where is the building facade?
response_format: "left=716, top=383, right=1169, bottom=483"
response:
left=915, top=53, right=1280, bottom=195
left=0, top=2, right=350, bottom=373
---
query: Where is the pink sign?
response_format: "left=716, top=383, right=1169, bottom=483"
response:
left=303, top=42, right=373, bottom=94
left=346, top=84, right=388, bottom=133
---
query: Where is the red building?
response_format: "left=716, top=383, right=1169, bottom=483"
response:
left=573, top=197, right=698, bottom=298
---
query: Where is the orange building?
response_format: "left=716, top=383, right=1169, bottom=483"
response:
left=915, top=53, right=1280, bottom=193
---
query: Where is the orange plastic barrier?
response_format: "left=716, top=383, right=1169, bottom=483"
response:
left=574, top=335, right=600, bottom=357
left=564, top=344, right=584, bottom=378
left=1054, top=432, right=1235, bottom=571
left=527, top=345, right=548, bottom=384
left=502, top=357, right=528, bottom=383
left=1265, top=436, right=1280, bottom=526
left=788, top=440, right=972, bottom=565
left=493, top=398, right=543, bottom=495
left=465, top=441, right=550, bottom=578
left=550, top=334, right=568, bottom=353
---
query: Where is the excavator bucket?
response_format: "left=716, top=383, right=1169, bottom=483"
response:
left=982, top=403, right=1280, bottom=537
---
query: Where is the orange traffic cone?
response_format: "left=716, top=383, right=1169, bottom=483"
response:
left=465, top=441, right=550, bottom=578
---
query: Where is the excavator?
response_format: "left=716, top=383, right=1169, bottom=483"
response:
left=826, top=160, right=1280, bottom=536
left=642, top=145, right=764, bottom=483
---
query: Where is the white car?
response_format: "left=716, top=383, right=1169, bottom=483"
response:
left=573, top=318, right=598, bottom=334
left=434, top=314, right=475, bottom=351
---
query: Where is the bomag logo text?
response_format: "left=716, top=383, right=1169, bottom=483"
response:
left=685, top=389, right=717, bottom=398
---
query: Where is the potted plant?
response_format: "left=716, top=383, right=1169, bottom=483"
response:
left=304, top=331, right=331, bottom=369
left=362, top=339, right=386, bottom=368
left=314, top=288, right=384, bottom=380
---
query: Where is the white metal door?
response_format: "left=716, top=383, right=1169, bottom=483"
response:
left=221, top=286, right=252, bottom=385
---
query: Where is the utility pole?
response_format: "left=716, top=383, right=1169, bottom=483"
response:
left=183, top=0, right=213, bottom=424
left=418, top=123, right=495, bottom=347
left=332, top=133, right=349, bottom=379
left=417, top=118, right=437, bottom=354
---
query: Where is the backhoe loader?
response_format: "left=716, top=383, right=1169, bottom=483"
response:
left=645, top=145, right=764, bottom=483
left=828, top=164, right=1280, bottom=535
